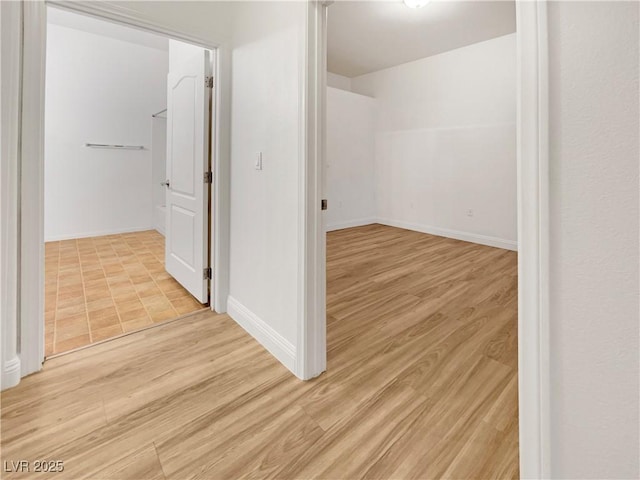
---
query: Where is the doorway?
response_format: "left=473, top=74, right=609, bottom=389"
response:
left=43, top=6, right=216, bottom=356
left=302, top=0, right=551, bottom=477
left=323, top=1, right=519, bottom=474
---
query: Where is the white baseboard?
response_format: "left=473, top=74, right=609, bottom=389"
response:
left=325, top=217, right=376, bottom=232
left=226, top=296, right=297, bottom=374
left=375, top=218, right=518, bottom=251
left=44, top=225, right=155, bottom=242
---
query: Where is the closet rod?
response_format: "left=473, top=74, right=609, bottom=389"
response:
left=84, top=143, right=144, bottom=150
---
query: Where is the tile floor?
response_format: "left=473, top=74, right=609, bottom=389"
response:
left=45, top=230, right=206, bottom=356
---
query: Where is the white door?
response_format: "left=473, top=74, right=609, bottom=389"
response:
left=165, top=51, right=211, bottom=303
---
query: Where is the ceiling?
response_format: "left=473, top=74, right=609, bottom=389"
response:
left=47, top=7, right=169, bottom=52
left=327, top=0, right=516, bottom=77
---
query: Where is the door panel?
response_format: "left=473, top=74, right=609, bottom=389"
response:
left=165, top=50, right=211, bottom=303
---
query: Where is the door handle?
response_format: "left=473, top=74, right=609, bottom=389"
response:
left=161, top=180, right=170, bottom=187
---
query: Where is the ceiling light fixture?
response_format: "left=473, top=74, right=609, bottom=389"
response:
left=403, top=0, right=430, bottom=8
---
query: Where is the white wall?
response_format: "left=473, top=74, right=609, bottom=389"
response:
left=325, top=87, right=376, bottom=230
left=350, top=33, right=517, bottom=250
left=547, top=2, right=639, bottom=478
left=44, top=23, right=169, bottom=241
left=327, top=72, right=351, bottom=91
left=227, top=1, right=306, bottom=368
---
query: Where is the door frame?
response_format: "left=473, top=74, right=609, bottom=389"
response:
left=302, top=0, right=550, bottom=478
left=17, top=0, right=231, bottom=377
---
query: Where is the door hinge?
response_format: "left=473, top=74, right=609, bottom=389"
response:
left=204, top=171, right=213, bottom=184
left=204, top=267, right=212, bottom=280
left=205, top=76, right=214, bottom=88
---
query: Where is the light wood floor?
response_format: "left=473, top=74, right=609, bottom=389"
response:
left=45, top=230, right=205, bottom=356
left=2, top=224, right=518, bottom=479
